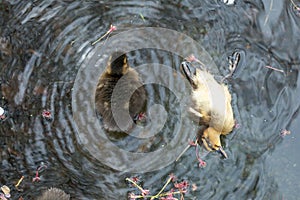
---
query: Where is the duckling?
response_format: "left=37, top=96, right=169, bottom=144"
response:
left=181, top=61, right=235, bottom=158
left=37, top=187, right=70, bottom=200
left=95, top=52, right=146, bottom=132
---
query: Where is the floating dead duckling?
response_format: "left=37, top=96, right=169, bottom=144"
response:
left=181, top=61, right=235, bottom=158
left=95, top=52, right=146, bottom=132
left=37, top=187, right=70, bottom=200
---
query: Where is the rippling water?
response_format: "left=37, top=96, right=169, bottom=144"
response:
left=1, top=0, right=300, bottom=199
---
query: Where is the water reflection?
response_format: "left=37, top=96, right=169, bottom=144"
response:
left=0, top=0, right=299, bottom=199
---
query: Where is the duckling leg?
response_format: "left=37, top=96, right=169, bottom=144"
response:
left=221, top=52, right=240, bottom=82
left=201, top=129, right=213, bottom=152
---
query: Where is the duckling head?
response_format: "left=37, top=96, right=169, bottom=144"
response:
left=202, top=127, right=228, bottom=158
left=105, top=52, right=129, bottom=76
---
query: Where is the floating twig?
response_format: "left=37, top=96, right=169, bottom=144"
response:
left=15, top=176, right=24, bottom=188
left=264, top=65, right=284, bottom=73
left=264, top=0, right=274, bottom=25
left=139, top=13, right=145, bottom=22
left=126, top=174, right=188, bottom=200
left=91, top=25, right=117, bottom=46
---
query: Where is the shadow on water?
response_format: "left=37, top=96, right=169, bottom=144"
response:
left=0, top=0, right=300, bottom=199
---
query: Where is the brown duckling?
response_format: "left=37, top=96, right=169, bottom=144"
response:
left=181, top=61, right=235, bottom=158
left=37, top=187, right=70, bottom=200
left=95, top=52, right=146, bottom=132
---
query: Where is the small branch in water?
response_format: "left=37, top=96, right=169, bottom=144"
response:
left=264, top=65, right=284, bottom=73
left=15, top=176, right=24, bottom=188
left=139, top=13, right=145, bottom=22
left=264, top=0, right=274, bottom=25
left=91, top=25, right=117, bottom=46
left=126, top=174, right=188, bottom=199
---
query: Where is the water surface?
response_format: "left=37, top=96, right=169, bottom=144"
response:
left=0, top=0, right=300, bottom=199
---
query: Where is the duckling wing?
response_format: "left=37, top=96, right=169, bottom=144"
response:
left=95, top=70, right=146, bottom=132
left=189, top=70, right=234, bottom=134
left=208, top=85, right=234, bottom=135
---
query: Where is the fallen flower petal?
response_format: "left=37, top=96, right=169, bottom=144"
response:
left=32, top=176, right=41, bottom=182
left=0, top=193, right=8, bottom=200
left=141, top=189, right=150, bottom=196
left=128, top=192, right=137, bottom=200
left=280, top=129, right=291, bottom=137
left=169, top=174, right=177, bottom=182
left=42, top=110, right=52, bottom=120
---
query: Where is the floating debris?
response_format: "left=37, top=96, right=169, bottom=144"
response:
left=126, top=174, right=188, bottom=199
left=32, top=163, right=48, bottom=182
left=0, top=194, right=8, bottom=200
left=139, top=13, right=145, bottom=22
left=280, top=129, right=291, bottom=137
left=223, top=0, right=235, bottom=5
left=15, top=176, right=24, bottom=191
left=0, top=185, right=10, bottom=198
left=134, top=112, right=147, bottom=125
left=0, top=106, right=6, bottom=120
left=264, top=65, right=284, bottom=73
left=91, top=24, right=117, bottom=46
left=42, top=110, right=52, bottom=120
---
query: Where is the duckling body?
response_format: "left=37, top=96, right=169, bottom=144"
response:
left=95, top=52, right=146, bottom=132
left=37, top=187, right=70, bottom=200
left=181, top=61, right=234, bottom=157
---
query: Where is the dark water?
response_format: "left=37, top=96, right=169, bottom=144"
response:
left=1, top=0, right=300, bottom=199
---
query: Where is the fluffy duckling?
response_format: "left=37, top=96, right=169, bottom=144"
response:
left=95, top=52, right=146, bottom=132
left=181, top=61, right=235, bottom=158
left=37, top=187, right=70, bottom=200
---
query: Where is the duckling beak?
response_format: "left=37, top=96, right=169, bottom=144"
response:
left=217, top=146, right=228, bottom=159
left=181, top=61, right=196, bottom=84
